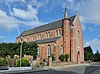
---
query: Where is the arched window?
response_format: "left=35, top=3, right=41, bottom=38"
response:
left=46, top=32, right=50, bottom=38
left=56, top=30, right=58, bottom=36
left=56, top=29, right=60, bottom=36
left=32, top=35, right=34, bottom=41
left=46, top=32, right=48, bottom=38
left=48, top=32, right=50, bottom=38
left=47, top=45, right=51, bottom=56
left=78, top=30, right=80, bottom=33
left=39, top=34, right=41, bottom=39
left=30, top=35, right=32, bottom=41
left=60, top=45, right=63, bottom=55
left=77, top=30, right=80, bottom=47
left=58, top=29, right=60, bottom=36
left=37, top=47, right=40, bottom=56
left=37, top=34, right=39, bottom=40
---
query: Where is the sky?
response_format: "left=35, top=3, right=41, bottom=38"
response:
left=0, top=0, right=100, bottom=53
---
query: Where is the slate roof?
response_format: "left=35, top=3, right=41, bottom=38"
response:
left=21, top=20, right=62, bottom=37
left=69, top=15, right=76, bottom=23
left=17, top=15, right=76, bottom=38
left=35, top=36, right=61, bottom=44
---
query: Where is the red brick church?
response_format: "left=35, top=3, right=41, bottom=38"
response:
left=16, top=8, right=84, bottom=63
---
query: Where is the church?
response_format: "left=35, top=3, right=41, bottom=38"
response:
left=16, top=8, right=84, bottom=63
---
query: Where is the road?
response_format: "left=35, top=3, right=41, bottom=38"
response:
left=55, top=62, right=100, bottom=74
left=4, top=62, right=100, bottom=74
left=22, top=69, right=78, bottom=74
left=85, top=62, right=100, bottom=74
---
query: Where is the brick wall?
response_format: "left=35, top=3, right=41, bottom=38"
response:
left=16, top=15, right=84, bottom=63
left=72, top=14, right=84, bottom=63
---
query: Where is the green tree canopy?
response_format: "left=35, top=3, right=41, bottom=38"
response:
left=0, top=42, right=38, bottom=59
left=84, top=46, right=93, bottom=61
left=93, top=50, right=100, bottom=62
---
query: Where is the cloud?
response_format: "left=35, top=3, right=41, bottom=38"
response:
left=79, top=0, right=100, bottom=25
left=1, top=0, right=100, bottom=31
left=4, top=0, right=25, bottom=3
left=0, top=0, right=50, bottom=31
left=59, top=0, right=100, bottom=31
left=71, top=0, right=100, bottom=25
left=12, top=5, right=38, bottom=20
left=85, top=38, right=100, bottom=53
left=0, top=4, right=43, bottom=31
left=5, top=0, right=100, bottom=26
left=0, top=9, right=21, bottom=30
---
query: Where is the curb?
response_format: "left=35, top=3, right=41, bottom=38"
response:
left=51, top=63, right=90, bottom=69
left=0, top=67, right=51, bottom=74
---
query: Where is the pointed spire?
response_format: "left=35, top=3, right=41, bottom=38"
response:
left=76, top=11, right=78, bottom=16
left=63, top=8, right=68, bottom=19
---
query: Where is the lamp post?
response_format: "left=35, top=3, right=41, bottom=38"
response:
left=20, top=34, right=23, bottom=67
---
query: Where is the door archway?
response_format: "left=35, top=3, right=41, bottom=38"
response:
left=77, top=51, right=81, bottom=63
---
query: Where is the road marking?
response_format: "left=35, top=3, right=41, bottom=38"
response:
left=94, top=65, right=100, bottom=67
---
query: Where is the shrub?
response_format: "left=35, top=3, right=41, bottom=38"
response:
left=40, top=60, right=45, bottom=67
left=0, top=58, right=8, bottom=66
left=16, top=58, right=30, bottom=67
left=59, top=55, right=65, bottom=62
left=51, top=54, right=56, bottom=62
left=6, top=58, right=12, bottom=66
left=40, top=61, right=44, bottom=65
left=64, top=54, right=69, bottom=62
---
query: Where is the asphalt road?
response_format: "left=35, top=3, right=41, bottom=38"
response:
left=22, top=70, right=78, bottom=74
left=4, top=62, right=100, bottom=74
left=85, top=62, right=100, bottom=74
left=55, top=62, right=100, bottom=74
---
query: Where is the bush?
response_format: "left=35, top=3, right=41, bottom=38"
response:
left=16, top=58, right=30, bottom=67
left=40, top=61, right=44, bottom=65
left=40, top=60, right=45, bottom=67
left=6, top=58, right=13, bottom=67
left=64, top=54, right=69, bottom=62
left=59, top=55, right=65, bottom=62
left=51, top=54, right=56, bottom=62
left=0, top=58, right=8, bottom=66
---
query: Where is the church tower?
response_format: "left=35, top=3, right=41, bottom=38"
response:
left=62, top=8, right=71, bottom=60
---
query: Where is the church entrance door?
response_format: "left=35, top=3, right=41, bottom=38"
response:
left=77, top=51, right=81, bottom=63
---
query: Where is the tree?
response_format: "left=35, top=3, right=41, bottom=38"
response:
left=0, top=43, right=17, bottom=66
left=0, top=42, right=38, bottom=59
left=24, top=42, right=38, bottom=60
left=93, top=50, right=100, bottom=62
left=84, top=46, right=93, bottom=61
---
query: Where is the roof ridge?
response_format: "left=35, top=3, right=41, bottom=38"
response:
left=23, top=19, right=62, bottom=32
left=17, top=15, right=76, bottom=37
